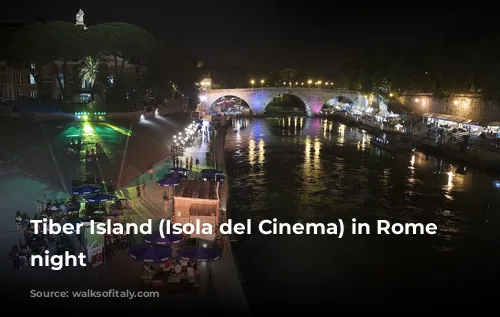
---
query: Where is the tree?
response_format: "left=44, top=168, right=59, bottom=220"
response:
left=9, top=21, right=87, bottom=99
left=79, top=55, right=107, bottom=101
left=8, top=22, right=50, bottom=94
left=145, top=45, right=174, bottom=104
left=168, top=52, right=201, bottom=107
left=42, top=21, right=87, bottom=98
left=87, top=22, right=156, bottom=74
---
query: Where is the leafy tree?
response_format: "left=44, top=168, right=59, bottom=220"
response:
left=79, top=55, right=107, bottom=101
left=145, top=45, right=174, bottom=104
left=42, top=21, right=87, bottom=98
left=167, top=52, right=201, bottom=108
left=87, top=22, right=156, bottom=74
left=8, top=22, right=50, bottom=94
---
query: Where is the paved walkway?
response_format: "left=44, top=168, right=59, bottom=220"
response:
left=1, top=120, right=248, bottom=313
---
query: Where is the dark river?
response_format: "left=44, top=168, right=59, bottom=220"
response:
left=225, top=117, right=500, bottom=311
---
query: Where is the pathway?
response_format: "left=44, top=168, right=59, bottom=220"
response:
left=1, top=119, right=248, bottom=314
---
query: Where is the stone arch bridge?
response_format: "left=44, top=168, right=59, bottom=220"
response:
left=200, top=88, right=363, bottom=116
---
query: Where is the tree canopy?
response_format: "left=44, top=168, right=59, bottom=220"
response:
left=6, top=20, right=200, bottom=107
left=338, top=23, right=500, bottom=100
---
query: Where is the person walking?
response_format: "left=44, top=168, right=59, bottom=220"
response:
left=148, top=165, right=154, bottom=180
left=195, top=157, right=199, bottom=169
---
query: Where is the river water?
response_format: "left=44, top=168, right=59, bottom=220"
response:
left=225, top=117, right=500, bottom=310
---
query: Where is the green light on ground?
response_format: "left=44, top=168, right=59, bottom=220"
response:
left=83, top=115, right=88, bottom=121
left=83, top=122, right=94, bottom=136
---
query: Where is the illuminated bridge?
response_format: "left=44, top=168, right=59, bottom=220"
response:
left=200, top=88, right=363, bottom=116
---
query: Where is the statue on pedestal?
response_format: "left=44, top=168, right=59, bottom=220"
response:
left=76, top=9, right=85, bottom=26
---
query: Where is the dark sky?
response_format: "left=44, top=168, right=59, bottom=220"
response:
left=3, top=1, right=494, bottom=74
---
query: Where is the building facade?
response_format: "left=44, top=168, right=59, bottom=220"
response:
left=0, top=11, right=145, bottom=103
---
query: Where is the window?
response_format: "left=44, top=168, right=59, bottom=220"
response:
left=14, top=73, right=23, bottom=84
left=78, top=93, right=91, bottom=103
left=81, top=79, right=91, bottom=89
left=107, top=75, right=114, bottom=86
left=29, top=74, right=36, bottom=85
left=30, top=64, right=36, bottom=69
left=56, top=74, right=64, bottom=88
left=29, top=91, right=37, bottom=99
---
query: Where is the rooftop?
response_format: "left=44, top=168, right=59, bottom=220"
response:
left=190, top=203, right=217, bottom=216
left=175, top=180, right=218, bottom=200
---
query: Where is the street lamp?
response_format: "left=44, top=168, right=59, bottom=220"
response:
left=301, top=82, right=304, bottom=86
left=260, top=79, right=264, bottom=88
left=283, top=81, right=287, bottom=86
left=389, top=93, right=394, bottom=97
left=307, top=80, right=312, bottom=88
left=250, top=79, right=255, bottom=89
left=316, top=81, right=322, bottom=88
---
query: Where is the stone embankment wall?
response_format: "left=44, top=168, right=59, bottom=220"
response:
left=398, top=93, right=500, bottom=122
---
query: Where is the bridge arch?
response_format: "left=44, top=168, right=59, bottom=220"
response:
left=265, top=93, right=310, bottom=116
left=321, top=96, right=356, bottom=113
left=207, top=95, right=251, bottom=115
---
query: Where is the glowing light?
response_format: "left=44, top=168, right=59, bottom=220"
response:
left=249, top=139, right=256, bottom=165
left=102, top=123, right=132, bottom=136
left=301, top=82, right=304, bottom=85
left=250, top=79, right=255, bottom=84
left=140, top=114, right=145, bottom=120
left=82, top=122, right=94, bottom=136
left=200, top=95, right=207, bottom=101
left=389, top=93, right=393, bottom=97
left=260, top=79, right=265, bottom=84
left=446, top=171, right=453, bottom=193
left=83, top=115, right=88, bottom=121
left=453, top=100, right=458, bottom=105
left=415, top=98, right=420, bottom=102
left=258, top=139, right=265, bottom=164
left=307, top=80, right=312, bottom=84
left=338, top=124, right=345, bottom=144
left=410, top=155, right=415, bottom=168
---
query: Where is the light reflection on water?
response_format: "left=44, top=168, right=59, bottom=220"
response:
left=225, top=117, right=500, bottom=307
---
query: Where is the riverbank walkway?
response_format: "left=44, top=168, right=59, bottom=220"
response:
left=1, top=117, right=248, bottom=313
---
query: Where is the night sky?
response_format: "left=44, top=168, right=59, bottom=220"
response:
left=3, top=1, right=493, bottom=75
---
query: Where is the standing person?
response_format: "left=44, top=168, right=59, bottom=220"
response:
left=142, top=182, right=146, bottom=196
left=148, top=164, right=154, bottom=180
left=136, top=183, right=141, bottom=200
left=185, top=156, right=189, bottom=167
left=189, top=156, right=193, bottom=170
left=195, top=157, right=199, bottom=169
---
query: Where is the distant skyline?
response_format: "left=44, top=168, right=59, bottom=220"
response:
left=3, top=1, right=494, bottom=75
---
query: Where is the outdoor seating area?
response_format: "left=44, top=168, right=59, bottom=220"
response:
left=129, top=236, right=221, bottom=287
